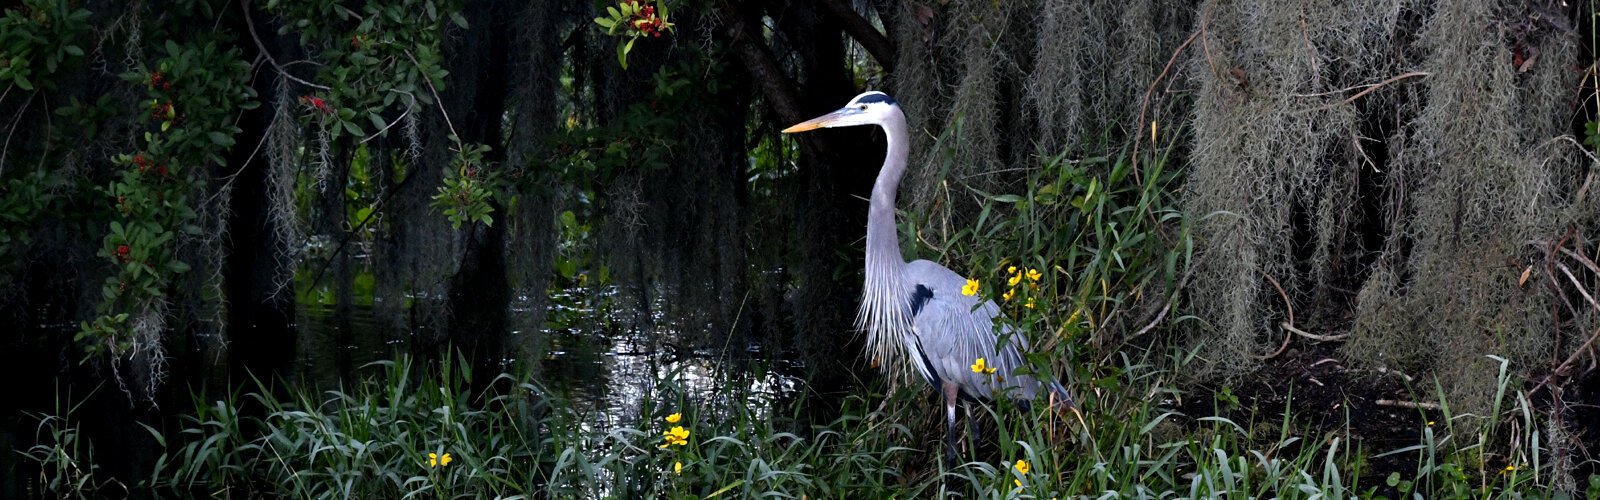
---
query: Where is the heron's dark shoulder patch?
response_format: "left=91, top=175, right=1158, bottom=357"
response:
left=909, top=284, right=933, bottom=316
left=855, top=92, right=897, bottom=105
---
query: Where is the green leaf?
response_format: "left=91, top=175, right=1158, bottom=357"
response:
left=167, top=260, right=191, bottom=274
left=991, top=194, right=1024, bottom=203
left=368, top=112, right=387, bottom=132
left=450, top=11, right=469, bottom=29
left=64, top=45, right=84, bottom=56
left=207, top=131, right=233, bottom=146
left=594, top=17, right=615, bottom=28
left=14, top=74, right=33, bottom=91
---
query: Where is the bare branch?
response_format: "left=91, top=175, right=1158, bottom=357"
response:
left=240, top=0, right=331, bottom=91
left=820, top=0, right=895, bottom=73
left=725, top=8, right=807, bottom=127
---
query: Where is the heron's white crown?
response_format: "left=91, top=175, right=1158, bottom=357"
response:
left=782, top=91, right=901, bottom=132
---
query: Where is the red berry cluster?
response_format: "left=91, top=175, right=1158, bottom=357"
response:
left=131, top=154, right=168, bottom=176
left=628, top=1, right=666, bottom=37
left=148, top=70, right=172, bottom=90
left=300, top=95, right=335, bottom=114
left=115, top=244, right=131, bottom=263
left=150, top=100, right=173, bottom=120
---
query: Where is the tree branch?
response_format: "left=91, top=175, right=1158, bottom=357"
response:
left=820, top=0, right=895, bottom=73
left=725, top=8, right=806, bottom=127
left=240, top=0, right=331, bottom=91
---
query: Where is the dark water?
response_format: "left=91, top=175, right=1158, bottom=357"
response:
left=2, top=292, right=801, bottom=497
left=293, top=297, right=802, bottom=430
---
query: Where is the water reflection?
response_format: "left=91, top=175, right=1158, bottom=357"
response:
left=296, top=294, right=800, bottom=433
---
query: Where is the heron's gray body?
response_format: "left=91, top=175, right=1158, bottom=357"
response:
left=785, top=91, right=1073, bottom=467
left=902, top=259, right=1052, bottom=404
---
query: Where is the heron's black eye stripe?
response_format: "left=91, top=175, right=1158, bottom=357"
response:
left=854, top=92, right=897, bottom=105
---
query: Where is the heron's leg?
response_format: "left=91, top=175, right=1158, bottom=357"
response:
left=965, top=400, right=980, bottom=451
left=942, top=381, right=960, bottom=471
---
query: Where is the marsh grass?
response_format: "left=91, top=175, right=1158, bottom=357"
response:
left=22, top=345, right=1591, bottom=498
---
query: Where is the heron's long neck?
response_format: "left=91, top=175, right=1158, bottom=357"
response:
left=866, top=111, right=911, bottom=276
left=860, top=109, right=912, bottom=367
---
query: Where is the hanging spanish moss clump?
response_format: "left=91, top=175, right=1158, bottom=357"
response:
left=501, top=0, right=562, bottom=362
left=1347, top=0, right=1577, bottom=419
left=559, top=7, right=759, bottom=353
left=892, top=0, right=1195, bottom=245
left=1184, top=0, right=1390, bottom=376
left=265, top=84, right=306, bottom=299
left=1181, top=0, right=1590, bottom=448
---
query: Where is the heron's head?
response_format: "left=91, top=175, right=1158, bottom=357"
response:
left=782, top=91, right=899, bottom=133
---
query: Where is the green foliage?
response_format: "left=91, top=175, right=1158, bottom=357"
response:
left=924, top=128, right=1189, bottom=391
left=0, top=168, right=65, bottom=267
left=268, top=0, right=459, bottom=145
left=0, top=0, right=92, bottom=271
left=430, top=141, right=495, bottom=229
left=593, top=0, right=675, bottom=69
left=0, top=0, right=91, bottom=92
left=546, top=65, right=695, bottom=194
left=80, top=38, right=256, bottom=355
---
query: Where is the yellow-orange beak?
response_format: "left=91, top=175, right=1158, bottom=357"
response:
left=782, top=108, right=861, bottom=133
left=782, top=114, right=834, bottom=133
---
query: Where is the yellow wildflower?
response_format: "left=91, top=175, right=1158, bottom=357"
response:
left=675, top=461, right=684, bottom=474
left=1015, top=459, right=1030, bottom=475
left=1001, top=289, right=1015, bottom=302
left=1503, top=464, right=1516, bottom=473
left=1008, top=274, right=1022, bottom=287
left=666, top=412, right=682, bottom=424
left=1025, top=298, right=1036, bottom=309
left=660, top=425, right=690, bottom=448
left=428, top=452, right=453, bottom=467
left=1026, top=268, right=1042, bottom=282
left=962, top=278, right=980, bottom=296
left=1007, top=265, right=1017, bottom=275
left=970, top=358, right=997, bottom=375
left=1426, top=420, right=1434, bottom=427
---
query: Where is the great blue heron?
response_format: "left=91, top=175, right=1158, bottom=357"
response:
left=783, top=91, right=1081, bottom=467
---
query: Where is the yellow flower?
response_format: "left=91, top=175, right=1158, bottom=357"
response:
left=675, top=461, right=684, bottom=474
left=1001, top=289, right=1015, bottom=302
left=1426, top=420, right=1434, bottom=427
left=1013, top=478, right=1023, bottom=489
left=1027, top=268, right=1042, bottom=282
left=428, top=452, right=453, bottom=467
left=1008, top=274, right=1022, bottom=287
left=1025, top=298, right=1036, bottom=309
left=660, top=425, right=690, bottom=448
left=666, top=412, right=682, bottom=424
left=970, top=358, right=996, bottom=375
left=1503, top=464, right=1516, bottom=473
left=1007, top=265, right=1018, bottom=275
left=962, top=278, right=980, bottom=296
left=1015, top=459, right=1030, bottom=475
